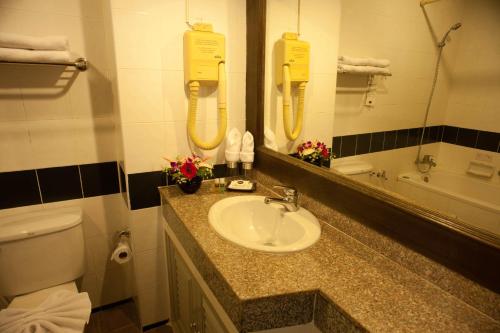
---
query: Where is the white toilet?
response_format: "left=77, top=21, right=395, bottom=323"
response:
left=0, top=207, right=89, bottom=331
left=333, top=159, right=374, bottom=182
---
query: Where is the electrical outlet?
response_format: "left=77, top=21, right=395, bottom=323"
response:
left=365, top=92, right=376, bottom=107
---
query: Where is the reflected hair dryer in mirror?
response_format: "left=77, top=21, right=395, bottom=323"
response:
left=275, top=32, right=310, bottom=140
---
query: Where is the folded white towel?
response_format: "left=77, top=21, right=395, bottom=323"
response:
left=0, top=48, right=71, bottom=64
left=337, top=63, right=391, bottom=76
left=0, top=33, right=68, bottom=51
left=0, top=290, right=91, bottom=333
left=264, top=127, right=278, bottom=152
left=240, top=131, right=255, bottom=163
left=225, top=128, right=242, bottom=163
left=338, top=55, right=390, bottom=68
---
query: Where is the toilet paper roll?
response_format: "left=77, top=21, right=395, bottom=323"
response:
left=110, top=237, right=132, bottom=264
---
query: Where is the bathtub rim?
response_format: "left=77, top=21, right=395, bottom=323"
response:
left=397, top=170, right=500, bottom=215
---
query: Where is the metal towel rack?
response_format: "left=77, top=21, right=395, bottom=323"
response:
left=337, top=69, right=392, bottom=76
left=0, top=57, right=88, bottom=71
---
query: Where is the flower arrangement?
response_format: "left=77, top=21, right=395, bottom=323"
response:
left=164, top=154, right=213, bottom=185
left=296, top=140, right=332, bottom=165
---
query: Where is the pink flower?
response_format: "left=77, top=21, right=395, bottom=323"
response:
left=170, top=161, right=178, bottom=170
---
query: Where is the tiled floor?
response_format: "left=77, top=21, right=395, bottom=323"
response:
left=84, top=300, right=172, bottom=333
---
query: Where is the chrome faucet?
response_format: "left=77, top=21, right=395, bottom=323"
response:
left=264, top=185, right=299, bottom=212
left=422, top=154, right=437, bottom=167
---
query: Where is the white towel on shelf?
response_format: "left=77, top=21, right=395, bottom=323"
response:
left=225, top=128, right=242, bottom=162
left=0, top=48, right=71, bottom=64
left=0, top=32, right=68, bottom=51
left=264, top=127, right=278, bottom=152
left=338, top=55, right=390, bottom=68
left=240, top=131, right=255, bottom=163
left=337, top=63, right=391, bottom=76
left=0, top=290, right=91, bottom=333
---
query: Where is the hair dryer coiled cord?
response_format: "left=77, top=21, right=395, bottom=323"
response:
left=282, top=65, right=305, bottom=141
left=187, top=62, right=227, bottom=150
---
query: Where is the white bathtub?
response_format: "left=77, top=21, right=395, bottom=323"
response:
left=397, top=170, right=500, bottom=237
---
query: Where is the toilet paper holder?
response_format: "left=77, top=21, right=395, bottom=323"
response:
left=110, top=229, right=132, bottom=264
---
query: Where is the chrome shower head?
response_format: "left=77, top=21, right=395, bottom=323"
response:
left=438, top=22, right=462, bottom=47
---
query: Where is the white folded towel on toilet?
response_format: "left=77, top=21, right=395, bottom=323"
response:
left=0, top=48, right=71, bottom=64
left=225, top=128, right=242, bottom=163
left=337, top=63, right=391, bottom=76
left=0, top=33, right=69, bottom=51
left=0, top=290, right=91, bottom=333
left=240, top=131, right=255, bottom=163
left=338, top=55, right=390, bottom=68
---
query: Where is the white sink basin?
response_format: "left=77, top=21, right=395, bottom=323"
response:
left=208, top=195, right=321, bottom=253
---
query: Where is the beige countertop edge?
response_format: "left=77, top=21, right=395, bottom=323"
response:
left=159, top=182, right=500, bottom=333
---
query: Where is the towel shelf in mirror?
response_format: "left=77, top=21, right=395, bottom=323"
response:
left=337, top=69, right=392, bottom=76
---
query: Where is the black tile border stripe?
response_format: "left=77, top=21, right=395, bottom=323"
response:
left=0, top=161, right=120, bottom=210
left=0, top=170, right=41, bottom=209
left=128, top=163, right=229, bottom=211
left=143, top=320, right=169, bottom=331
left=37, top=165, right=83, bottom=203
left=333, top=126, right=500, bottom=158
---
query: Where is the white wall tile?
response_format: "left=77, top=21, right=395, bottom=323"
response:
left=163, top=121, right=193, bottom=161
left=69, top=70, right=114, bottom=119
left=73, top=117, right=117, bottom=165
left=134, top=247, right=167, bottom=292
left=111, top=9, right=162, bottom=70
left=129, top=207, right=163, bottom=252
left=332, top=0, right=469, bottom=147
left=0, top=1, right=116, bottom=169
left=161, top=70, right=188, bottom=122
left=122, top=122, right=166, bottom=173
left=0, top=88, right=26, bottom=122
left=97, top=265, right=135, bottom=306
left=81, top=194, right=127, bottom=238
left=21, top=83, right=72, bottom=121
left=117, top=69, right=164, bottom=123
left=136, top=283, right=169, bottom=326
left=443, top=0, right=500, bottom=133
left=264, top=0, right=340, bottom=152
left=0, top=122, right=33, bottom=172
left=110, top=0, right=170, bottom=14
left=27, top=119, right=79, bottom=168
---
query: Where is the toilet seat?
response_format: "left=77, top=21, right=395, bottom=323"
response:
left=8, top=281, right=78, bottom=309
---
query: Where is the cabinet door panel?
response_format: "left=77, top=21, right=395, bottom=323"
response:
left=172, top=248, right=193, bottom=333
left=202, top=297, right=228, bottom=333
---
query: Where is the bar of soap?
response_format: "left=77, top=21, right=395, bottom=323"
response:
left=228, top=179, right=254, bottom=190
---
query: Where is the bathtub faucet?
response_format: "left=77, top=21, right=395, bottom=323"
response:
left=422, top=155, right=437, bottom=167
left=415, top=154, right=437, bottom=173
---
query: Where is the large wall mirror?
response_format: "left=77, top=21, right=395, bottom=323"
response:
left=260, top=0, right=500, bottom=247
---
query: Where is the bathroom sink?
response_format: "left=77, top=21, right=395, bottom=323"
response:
left=208, top=196, right=321, bottom=253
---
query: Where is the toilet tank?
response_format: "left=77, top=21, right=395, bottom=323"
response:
left=0, top=207, right=85, bottom=297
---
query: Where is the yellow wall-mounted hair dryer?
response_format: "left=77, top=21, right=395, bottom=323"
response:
left=275, top=32, right=310, bottom=141
left=184, top=23, right=227, bottom=150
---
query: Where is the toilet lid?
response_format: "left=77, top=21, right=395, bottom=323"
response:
left=8, top=282, right=77, bottom=309
left=334, top=160, right=373, bottom=175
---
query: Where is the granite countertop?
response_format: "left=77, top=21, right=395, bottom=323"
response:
left=160, top=181, right=500, bottom=333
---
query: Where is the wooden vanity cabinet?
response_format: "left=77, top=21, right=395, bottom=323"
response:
left=165, top=231, right=231, bottom=333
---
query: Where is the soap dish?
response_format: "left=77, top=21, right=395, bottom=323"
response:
left=227, top=179, right=256, bottom=192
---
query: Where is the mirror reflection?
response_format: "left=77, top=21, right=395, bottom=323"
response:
left=264, top=0, right=500, bottom=239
